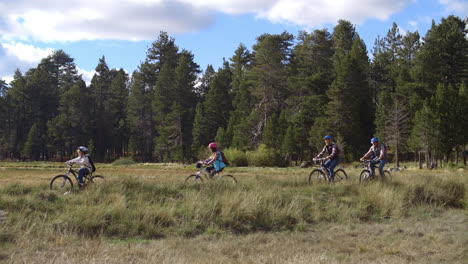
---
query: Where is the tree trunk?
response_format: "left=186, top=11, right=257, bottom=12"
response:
left=418, top=151, right=422, bottom=169
left=395, top=143, right=400, bottom=167
left=425, top=151, right=430, bottom=169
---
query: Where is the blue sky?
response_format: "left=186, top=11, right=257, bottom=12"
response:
left=0, top=0, right=466, bottom=84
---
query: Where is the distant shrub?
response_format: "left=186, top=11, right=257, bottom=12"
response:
left=223, top=148, right=248, bottom=167
left=406, top=177, right=465, bottom=208
left=246, top=144, right=287, bottom=167
left=112, top=157, right=137, bottom=166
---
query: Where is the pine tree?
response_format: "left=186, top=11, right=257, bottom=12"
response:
left=126, top=71, right=154, bottom=161
left=89, top=56, right=112, bottom=161
left=318, top=20, right=371, bottom=159
left=413, top=16, right=468, bottom=96
left=21, top=123, right=40, bottom=160
left=248, top=32, right=293, bottom=144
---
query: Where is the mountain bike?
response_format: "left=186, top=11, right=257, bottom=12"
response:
left=359, top=160, right=392, bottom=183
left=49, top=164, right=104, bottom=194
left=308, top=158, right=348, bottom=184
left=185, top=162, right=237, bottom=184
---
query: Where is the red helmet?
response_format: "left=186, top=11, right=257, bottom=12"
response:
left=208, top=142, right=218, bottom=148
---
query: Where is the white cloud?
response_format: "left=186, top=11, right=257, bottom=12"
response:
left=77, top=67, right=96, bottom=85
left=0, top=41, right=53, bottom=83
left=0, top=0, right=213, bottom=42
left=0, top=0, right=413, bottom=42
left=439, top=0, right=468, bottom=15
left=185, top=0, right=412, bottom=26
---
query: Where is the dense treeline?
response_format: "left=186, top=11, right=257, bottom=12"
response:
left=0, top=16, right=466, bottom=166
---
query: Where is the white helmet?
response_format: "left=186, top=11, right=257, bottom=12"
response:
left=77, top=146, right=89, bottom=153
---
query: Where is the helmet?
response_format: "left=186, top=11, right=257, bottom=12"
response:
left=77, top=146, right=89, bottom=153
left=208, top=142, right=218, bottom=149
left=323, top=135, right=333, bottom=140
left=370, top=137, right=379, bottom=143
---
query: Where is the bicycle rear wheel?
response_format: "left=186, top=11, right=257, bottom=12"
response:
left=359, top=170, right=371, bottom=183
left=50, top=175, right=73, bottom=194
left=334, top=169, right=348, bottom=182
left=185, top=174, right=204, bottom=184
left=382, top=171, right=392, bottom=181
left=220, top=174, right=237, bottom=184
left=309, top=169, right=327, bottom=184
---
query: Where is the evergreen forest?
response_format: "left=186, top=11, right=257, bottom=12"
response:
left=0, top=16, right=466, bottom=167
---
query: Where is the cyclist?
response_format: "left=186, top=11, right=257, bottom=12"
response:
left=360, top=137, right=387, bottom=177
left=314, top=135, right=340, bottom=183
left=66, top=146, right=93, bottom=188
left=200, top=142, right=227, bottom=177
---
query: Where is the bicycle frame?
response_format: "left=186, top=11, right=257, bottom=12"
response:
left=362, top=160, right=382, bottom=178
left=65, top=165, right=93, bottom=183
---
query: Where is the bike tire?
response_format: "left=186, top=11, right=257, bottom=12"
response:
left=89, top=175, right=104, bottom=184
left=334, top=169, right=348, bottom=182
left=220, top=174, right=237, bottom=184
left=382, top=170, right=392, bottom=181
left=50, top=175, right=74, bottom=194
left=309, top=169, right=327, bottom=184
left=359, top=170, right=371, bottom=183
left=185, top=174, right=204, bottom=184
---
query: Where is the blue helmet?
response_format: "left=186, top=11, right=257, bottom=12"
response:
left=324, top=135, right=333, bottom=140
left=370, top=137, right=379, bottom=143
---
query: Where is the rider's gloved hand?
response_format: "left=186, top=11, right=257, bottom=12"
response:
left=196, top=162, right=202, bottom=168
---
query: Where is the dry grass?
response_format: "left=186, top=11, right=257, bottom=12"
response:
left=0, top=162, right=467, bottom=263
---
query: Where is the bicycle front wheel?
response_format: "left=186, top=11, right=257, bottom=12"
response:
left=50, top=175, right=73, bottom=194
left=359, top=170, right=371, bottom=183
left=220, top=174, right=237, bottom=184
left=382, top=171, right=392, bottom=181
left=185, top=174, right=204, bottom=184
left=309, top=169, right=327, bottom=184
left=89, top=175, right=104, bottom=184
left=334, top=169, right=348, bottom=182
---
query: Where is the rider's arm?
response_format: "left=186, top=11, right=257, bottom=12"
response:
left=202, top=153, right=219, bottom=165
left=327, top=145, right=338, bottom=159
left=315, top=146, right=326, bottom=159
left=69, top=156, right=85, bottom=165
left=361, top=148, right=372, bottom=160
left=67, top=156, right=81, bottom=164
left=377, top=145, right=386, bottom=161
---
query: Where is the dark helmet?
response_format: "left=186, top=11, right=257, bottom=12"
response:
left=324, top=135, right=333, bottom=140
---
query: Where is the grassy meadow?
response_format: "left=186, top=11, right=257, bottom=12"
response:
left=0, top=162, right=466, bottom=263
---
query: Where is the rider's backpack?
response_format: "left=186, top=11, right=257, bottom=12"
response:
left=220, top=151, right=229, bottom=166
left=86, top=154, right=96, bottom=172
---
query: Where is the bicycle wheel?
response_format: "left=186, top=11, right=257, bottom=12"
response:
left=359, top=170, right=372, bottom=183
left=309, top=169, right=327, bottom=184
left=89, top=175, right=104, bottom=184
left=50, top=175, right=73, bottom=194
left=334, top=169, right=348, bottom=182
left=185, top=174, right=204, bottom=184
left=382, top=170, right=392, bottom=181
left=220, top=174, right=237, bottom=184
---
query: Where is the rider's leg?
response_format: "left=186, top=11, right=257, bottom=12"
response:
left=378, top=159, right=386, bottom=177
left=323, top=160, right=331, bottom=180
left=206, top=166, right=215, bottom=177
left=78, top=168, right=90, bottom=186
left=328, top=159, right=339, bottom=183
left=370, top=160, right=377, bottom=176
